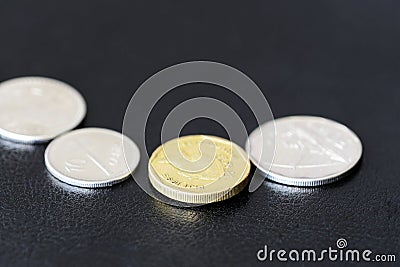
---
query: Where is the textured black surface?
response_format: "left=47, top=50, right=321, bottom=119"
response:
left=0, top=1, right=399, bottom=266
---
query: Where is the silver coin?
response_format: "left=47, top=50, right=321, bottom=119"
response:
left=246, top=116, right=362, bottom=186
left=45, top=128, right=140, bottom=188
left=0, top=76, right=86, bottom=143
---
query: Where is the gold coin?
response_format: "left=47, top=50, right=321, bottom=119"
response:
left=148, top=135, right=251, bottom=204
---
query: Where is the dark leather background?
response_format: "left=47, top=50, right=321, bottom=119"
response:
left=0, top=1, right=399, bottom=266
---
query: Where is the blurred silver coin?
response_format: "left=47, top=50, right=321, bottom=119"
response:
left=246, top=116, right=362, bottom=186
left=45, top=128, right=140, bottom=188
left=0, top=76, right=86, bottom=143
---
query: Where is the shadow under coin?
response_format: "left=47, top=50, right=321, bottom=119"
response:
left=260, top=159, right=363, bottom=195
left=0, top=137, right=39, bottom=153
left=46, top=172, right=110, bottom=195
left=150, top=181, right=251, bottom=223
left=264, top=180, right=322, bottom=195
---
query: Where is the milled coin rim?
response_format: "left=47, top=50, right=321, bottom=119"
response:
left=246, top=115, right=363, bottom=187
left=148, top=135, right=251, bottom=203
left=0, top=76, right=87, bottom=144
left=45, top=128, right=140, bottom=188
left=148, top=165, right=250, bottom=204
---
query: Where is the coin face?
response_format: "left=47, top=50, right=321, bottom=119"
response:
left=45, top=128, right=140, bottom=188
left=246, top=116, right=362, bottom=186
left=149, top=135, right=251, bottom=204
left=0, top=77, right=86, bottom=143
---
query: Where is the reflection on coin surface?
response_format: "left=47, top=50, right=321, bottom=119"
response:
left=45, top=128, right=140, bottom=188
left=246, top=116, right=362, bottom=186
left=0, top=77, right=86, bottom=143
left=149, top=135, right=251, bottom=204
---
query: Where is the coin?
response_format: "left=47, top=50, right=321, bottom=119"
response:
left=148, top=135, right=251, bottom=204
left=45, top=128, right=140, bottom=188
left=0, top=77, right=86, bottom=143
left=246, top=116, right=362, bottom=186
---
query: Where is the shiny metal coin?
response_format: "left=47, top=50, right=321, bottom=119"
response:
left=0, top=77, right=86, bottom=143
left=246, top=116, right=362, bottom=186
left=148, top=135, right=251, bottom=204
left=45, top=128, right=140, bottom=188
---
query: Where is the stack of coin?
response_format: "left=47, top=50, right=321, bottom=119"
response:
left=148, top=135, right=251, bottom=204
left=246, top=116, right=363, bottom=187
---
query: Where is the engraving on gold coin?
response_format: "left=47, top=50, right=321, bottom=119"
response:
left=148, top=135, right=251, bottom=204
